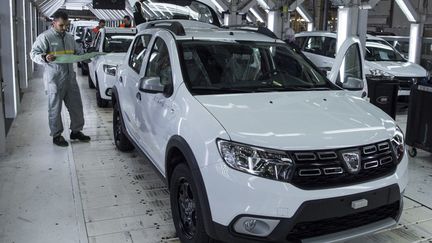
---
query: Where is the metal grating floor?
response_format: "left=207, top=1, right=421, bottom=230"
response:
left=0, top=67, right=431, bottom=243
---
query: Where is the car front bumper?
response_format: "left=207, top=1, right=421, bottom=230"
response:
left=200, top=153, right=408, bottom=242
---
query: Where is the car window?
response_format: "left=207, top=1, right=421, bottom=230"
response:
left=336, top=43, right=362, bottom=86
left=303, top=36, right=336, bottom=58
left=295, top=37, right=307, bottom=48
left=365, top=40, right=405, bottom=62
left=303, top=36, right=325, bottom=55
left=103, top=33, right=135, bottom=53
left=129, top=34, right=152, bottom=73
left=144, top=37, right=172, bottom=86
left=179, top=41, right=334, bottom=95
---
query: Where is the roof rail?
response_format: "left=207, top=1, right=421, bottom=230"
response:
left=145, top=21, right=186, bottom=36
left=225, top=25, right=278, bottom=39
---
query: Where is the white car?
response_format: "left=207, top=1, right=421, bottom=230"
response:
left=70, top=20, right=98, bottom=41
left=88, top=27, right=136, bottom=107
left=113, top=19, right=407, bottom=243
left=295, top=31, right=429, bottom=96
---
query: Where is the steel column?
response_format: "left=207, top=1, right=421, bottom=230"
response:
left=17, top=0, right=28, bottom=89
left=25, top=0, right=32, bottom=79
left=0, top=0, right=20, bottom=118
left=409, top=22, right=424, bottom=64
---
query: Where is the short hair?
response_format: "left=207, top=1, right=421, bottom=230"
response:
left=52, top=11, right=68, bottom=21
left=99, top=19, right=106, bottom=24
left=124, top=15, right=131, bottom=21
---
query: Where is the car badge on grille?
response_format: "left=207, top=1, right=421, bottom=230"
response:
left=341, top=150, right=361, bottom=174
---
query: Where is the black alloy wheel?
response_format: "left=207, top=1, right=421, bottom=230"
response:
left=113, top=102, right=134, bottom=151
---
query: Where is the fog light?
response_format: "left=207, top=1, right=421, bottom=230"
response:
left=233, top=216, right=279, bottom=237
left=105, top=88, right=112, bottom=97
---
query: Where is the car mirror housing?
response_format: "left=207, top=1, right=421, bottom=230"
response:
left=343, top=77, right=364, bottom=91
left=139, top=77, right=165, bottom=93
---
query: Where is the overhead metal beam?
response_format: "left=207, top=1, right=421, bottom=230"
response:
left=239, top=0, right=257, bottom=13
left=395, top=0, right=419, bottom=22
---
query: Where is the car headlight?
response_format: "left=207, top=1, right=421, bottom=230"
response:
left=103, top=64, right=117, bottom=76
left=217, top=139, right=294, bottom=181
left=367, top=69, right=395, bottom=79
left=391, top=126, right=405, bottom=164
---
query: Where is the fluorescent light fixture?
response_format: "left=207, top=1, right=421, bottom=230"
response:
left=395, top=0, right=417, bottom=22
left=250, top=8, right=264, bottom=23
left=296, top=6, right=312, bottom=23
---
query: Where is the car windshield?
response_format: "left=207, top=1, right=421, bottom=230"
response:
left=365, top=40, right=406, bottom=62
left=138, top=0, right=220, bottom=26
left=103, top=34, right=135, bottom=53
left=179, top=41, right=334, bottom=94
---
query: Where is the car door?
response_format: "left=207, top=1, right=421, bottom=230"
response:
left=120, top=33, right=153, bottom=141
left=328, top=36, right=367, bottom=98
left=302, top=36, right=336, bottom=69
left=88, top=32, right=102, bottom=83
left=135, top=34, right=177, bottom=170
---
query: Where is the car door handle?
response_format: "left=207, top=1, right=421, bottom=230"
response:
left=136, top=92, right=141, bottom=101
left=119, top=77, right=123, bottom=83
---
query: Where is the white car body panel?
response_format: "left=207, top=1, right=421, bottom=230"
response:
left=88, top=27, right=137, bottom=100
left=195, top=91, right=395, bottom=150
left=113, top=21, right=408, bottom=242
left=296, top=32, right=428, bottom=96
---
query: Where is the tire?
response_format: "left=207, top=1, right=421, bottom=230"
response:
left=88, top=75, right=95, bottom=89
left=81, top=63, right=89, bottom=76
left=96, top=82, right=109, bottom=108
left=113, top=101, right=134, bottom=152
left=408, top=147, right=417, bottom=157
left=170, top=163, right=212, bottom=243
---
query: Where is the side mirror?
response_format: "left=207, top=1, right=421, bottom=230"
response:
left=343, top=77, right=364, bottom=90
left=139, top=77, right=165, bottom=93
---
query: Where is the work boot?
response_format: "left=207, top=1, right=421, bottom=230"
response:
left=53, top=135, right=69, bottom=147
left=70, top=131, right=91, bottom=142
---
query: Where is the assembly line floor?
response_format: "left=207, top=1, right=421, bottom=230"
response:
left=0, top=67, right=432, bottom=243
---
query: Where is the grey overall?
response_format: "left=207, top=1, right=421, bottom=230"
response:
left=30, top=28, right=85, bottom=137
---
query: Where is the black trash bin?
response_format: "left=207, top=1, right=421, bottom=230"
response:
left=366, top=77, right=399, bottom=119
left=405, top=83, right=432, bottom=157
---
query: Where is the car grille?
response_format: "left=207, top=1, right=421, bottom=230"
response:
left=286, top=201, right=400, bottom=241
left=290, top=140, right=397, bottom=189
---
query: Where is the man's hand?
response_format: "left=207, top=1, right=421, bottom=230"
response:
left=46, top=54, right=56, bottom=62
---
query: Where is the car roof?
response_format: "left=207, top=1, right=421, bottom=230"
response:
left=294, top=31, right=385, bottom=41
left=136, top=20, right=284, bottom=43
left=100, top=27, right=137, bottom=34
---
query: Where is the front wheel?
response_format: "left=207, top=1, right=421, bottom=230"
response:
left=88, top=75, right=95, bottom=89
left=113, top=102, right=134, bottom=152
left=170, top=163, right=212, bottom=243
left=96, top=84, right=109, bottom=108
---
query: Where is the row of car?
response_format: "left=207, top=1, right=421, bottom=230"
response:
left=73, top=1, right=408, bottom=241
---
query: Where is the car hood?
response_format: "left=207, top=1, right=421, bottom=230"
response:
left=102, top=53, right=127, bottom=65
left=365, top=60, right=427, bottom=77
left=195, top=91, right=396, bottom=150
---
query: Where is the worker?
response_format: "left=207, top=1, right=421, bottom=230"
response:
left=133, top=0, right=147, bottom=26
left=92, top=19, right=105, bottom=35
left=120, top=15, right=132, bottom=28
left=30, top=11, right=91, bottom=147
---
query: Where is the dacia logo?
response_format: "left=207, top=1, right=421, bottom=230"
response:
left=341, top=150, right=361, bottom=174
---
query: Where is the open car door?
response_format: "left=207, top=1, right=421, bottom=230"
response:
left=328, top=36, right=368, bottom=98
